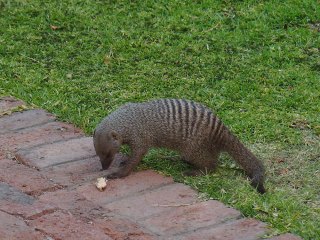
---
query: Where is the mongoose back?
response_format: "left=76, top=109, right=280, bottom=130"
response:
left=93, top=99, right=266, bottom=194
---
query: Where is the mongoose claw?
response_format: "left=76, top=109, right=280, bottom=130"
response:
left=103, top=168, right=130, bottom=179
left=104, top=173, right=118, bottom=179
left=103, top=171, right=119, bottom=179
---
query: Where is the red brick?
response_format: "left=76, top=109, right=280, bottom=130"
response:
left=0, top=109, right=55, bottom=134
left=77, top=170, right=174, bottom=205
left=0, top=211, right=45, bottom=240
left=0, top=200, right=57, bottom=220
left=270, top=233, right=302, bottom=240
left=140, top=200, right=241, bottom=235
left=29, top=210, right=113, bottom=240
left=0, top=121, right=83, bottom=151
left=172, top=218, right=267, bottom=240
left=39, top=171, right=176, bottom=222
left=39, top=190, right=155, bottom=239
left=103, top=183, right=198, bottom=220
left=42, top=153, right=130, bottom=186
left=43, top=156, right=103, bottom=186
left=39, top=189, right=106, bottom=219
left=93, top=217, right=155, bottom=240
left=0, top=182, right=57, bottom=220
left=16, top=137, right=95, bottom=168
left=0, top=182, right=34, bottom=204
left=0, top=157, right=61, bottom=196
left=0, top=96, right=25, bottom=113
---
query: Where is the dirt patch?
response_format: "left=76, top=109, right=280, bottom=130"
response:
left=309, top=22, right=320, bottom=32
left=252, top=129, right=320, bottom=207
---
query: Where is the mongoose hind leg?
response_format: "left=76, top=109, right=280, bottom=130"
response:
left=183, top=169, right=208, bottom=177
left=104, top=144, right=148, bottom=179
left=182, top=148, right=220, bottom=177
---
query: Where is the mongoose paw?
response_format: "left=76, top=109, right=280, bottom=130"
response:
left=103, top=170, right=120, bottom=179
left=104, top=173, right=119, bottom=179
left=104, top=170, right=130, bottom=179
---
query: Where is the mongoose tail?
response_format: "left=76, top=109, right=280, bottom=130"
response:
left=222, top=130, right=266, bottom=194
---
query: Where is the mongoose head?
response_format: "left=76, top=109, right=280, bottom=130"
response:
left=93, top=129, right=122, bottom=170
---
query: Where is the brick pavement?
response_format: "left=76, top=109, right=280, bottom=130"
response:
left=0, top=96, right=301, bottom=240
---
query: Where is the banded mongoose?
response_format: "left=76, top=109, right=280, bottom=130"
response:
left=93, top=99, right=266, bottom=194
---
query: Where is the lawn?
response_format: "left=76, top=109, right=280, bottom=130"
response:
left=1, top=0, right=319, bottom=238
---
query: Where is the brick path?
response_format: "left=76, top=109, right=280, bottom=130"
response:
left=0, top=96, right=300, bottom=240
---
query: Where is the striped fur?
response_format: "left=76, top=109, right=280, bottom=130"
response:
left=94, top=99, right=266, bottom=193
left=155, top=99, right=223, bottom=142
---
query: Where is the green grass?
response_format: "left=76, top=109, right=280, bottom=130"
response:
left=1, top=0, right=319, bottom=238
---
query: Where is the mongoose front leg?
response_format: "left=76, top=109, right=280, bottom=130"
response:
left=104, top=146, right=147, bottom=179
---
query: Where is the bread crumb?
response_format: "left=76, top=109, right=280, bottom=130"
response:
left=95, top=177, right=108, bottom=191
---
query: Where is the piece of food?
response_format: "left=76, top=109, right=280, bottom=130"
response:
left=95, top=177, right=108, bottom=191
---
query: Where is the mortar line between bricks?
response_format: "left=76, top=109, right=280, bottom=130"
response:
left=16, top=135, right=86, bottom=152
left=0, top=208, right=59, bottom=223
left=27, top=184, right=64, bottom=197
left=0, top=118, right=57, bottom=136
left=63, top=179, right=176, bottom=206
left=81, top=202, right=163, bottom=238
left=26, top=208, right=61, bottom=221
left=41, top=154, right=98, bottom=168
left=124, top=204, right=242, bottom=238
left=100, top=213, right=162, bottom=238
left=1, top=118, right=55, bottom=134
left=29, top=226, right=56, bottom=240
left=134, top=203, right=199, bottom=228
left=0, top=209, right=26, bottom=220
left=134, top=201, right=194, bottom=222
left=99, top=181, right=178, bottom=205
